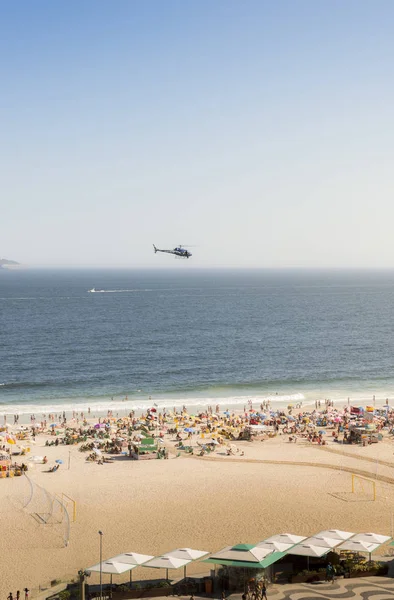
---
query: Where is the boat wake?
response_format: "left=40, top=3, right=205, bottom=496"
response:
left=88, top=288, right=157, bottom=293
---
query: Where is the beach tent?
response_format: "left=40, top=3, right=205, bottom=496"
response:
left=111, top=552, right=153, bottom=565
left=258, top=534, right=306, bottom=552
left=142, top=555, right=191, bottom=581
left=337, top=540, right=380, bottom=553
left=301, top=536, right=343, bottom=549
left=110, top=552, right=153, bottom=584
left=349, top=533, right=391, bottom=545
left=88, top=560, right=137, bottom=586
left=286, top=542, right=332, bottom=571
left=163, top=548, right=209, bottom=577
left=316, top=530, right=354, bottom=541
left=286, top=544, right=331, bottom=558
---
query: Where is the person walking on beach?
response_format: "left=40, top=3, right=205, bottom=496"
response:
left=24, top=589, right=29, bottom=600
left=261, top=583, right=267, bottom=599
left=16, top=591, right=20, bottom=600
left=7, top=592, right=13, bottom=600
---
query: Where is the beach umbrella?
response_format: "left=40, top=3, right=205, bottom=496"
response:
left=255, top=540, right=293, bottom=553
left=337, top=539, right=380, bottom=560
left=142, top=555, right=191, bottom=581
left=88, top=560, right=136, bottom=586
left=317, top=530, right=354, bottom=541
left=55, top=459, right=63, bottom=464
left=318, top=430, right=326, bottom=435
left=111, top=552, right=154, bottom=565
left=110, top=552, right=153, bottom=584
left=264, top=534, right=306, bottom=546
left=163, top=548, right=209, bottom=577
left=302, top=536, right=342, bottom=549
left=286, top=543, right=331, bottom=569
left=349, top=533, right=391, bottom=545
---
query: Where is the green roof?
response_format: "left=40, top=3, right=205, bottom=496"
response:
left=260, top=552, right=286, bottom=568
left=204, top=552, right=286, bottom=569
left=232, top=544, right=255, bottom=551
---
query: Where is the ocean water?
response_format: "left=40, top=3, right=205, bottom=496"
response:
left=2, top=268, right=394, bottom=418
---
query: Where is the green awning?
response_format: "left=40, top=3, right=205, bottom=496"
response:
left=259, top=552, right=287, bottom=568
left=204, top=559, right=266, bottom=568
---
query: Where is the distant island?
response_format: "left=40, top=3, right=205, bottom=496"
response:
left=0, top=258, right=19, bottom=269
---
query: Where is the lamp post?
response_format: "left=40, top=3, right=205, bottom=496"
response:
left=98, top=530, right=103, bottom=600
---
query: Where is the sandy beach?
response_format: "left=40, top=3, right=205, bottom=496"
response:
left=1, top=408, right=394, bottom=598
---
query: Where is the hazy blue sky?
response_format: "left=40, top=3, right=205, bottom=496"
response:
left=1, top=1, right=394, bottom=268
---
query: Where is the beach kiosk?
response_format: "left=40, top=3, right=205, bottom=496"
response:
left=204, top=544, right=286, bottom=591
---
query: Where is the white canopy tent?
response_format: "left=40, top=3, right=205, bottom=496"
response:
left=142, top=555, right=191, bottom=580
left=111, top=552, right=153, bottom=565
left=88, top=560, right=137, bottom=586
left=338, top=540, right=379, bottom=553
left=286, top=544, right=331, bottom=558
left=350, top=533, right=391, bottom=545
left=316, top=530, right=354, bottom=541
left=257, top=533, right=306, bottom=553
left=302, top=536, right=342, bottom=549
left=264, top=534, right=306, bottom=546
left=286, top=542, right=331, bottom=570
left=163, top=547, right=209, bottom=578
left=163, top=548, right=209, bottom=561
left=110, top=552, right=153, bottom=584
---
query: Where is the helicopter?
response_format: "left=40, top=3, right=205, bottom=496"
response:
left=153, top=244, right=192, bottom=258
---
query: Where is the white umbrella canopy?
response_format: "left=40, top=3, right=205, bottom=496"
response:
left=163, top=548, right=209, bottom=561
left=287, top=544, right=331, bottom=558
left=302, top=536, right=342, bottom=549
left=143, top=556, right=191, bottom=570
left=111, top=552, right=153, bottom=565
left=337, top=540, right=380, bottom=553
left=316, top=530, right=354, bottom=541
left=256, top=540, right=296, bottom=553
left=264, top=533, right=306, bottom=546
left=88, top=561, right=136, bottom=575
left=350, top=533, right=391, bottom=545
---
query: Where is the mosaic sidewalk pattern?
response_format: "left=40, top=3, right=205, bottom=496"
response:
left=263, top=576, right=394, bottom=600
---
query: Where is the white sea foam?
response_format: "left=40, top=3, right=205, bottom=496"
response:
left=0, top=393, right=307, bottom=418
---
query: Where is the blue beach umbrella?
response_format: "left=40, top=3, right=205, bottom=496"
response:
left=318, top=430, right=326, bottom=435
left=55, top=459, right=63, bottom=464
left=184, top=427, right=196, bottom=433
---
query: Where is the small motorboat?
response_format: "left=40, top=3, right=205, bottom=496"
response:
left=88, top=288, right=96, bottom=293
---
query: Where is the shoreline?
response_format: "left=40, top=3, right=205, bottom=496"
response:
left=1, top=391, right=393, bottom=425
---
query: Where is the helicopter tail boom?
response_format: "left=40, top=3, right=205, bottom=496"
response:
left=153, top=244, right=158, bottom=253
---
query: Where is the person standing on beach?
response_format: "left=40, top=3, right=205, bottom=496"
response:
left=16, top=591, right=20, bottom=600
left=24, top=589, right=29, bottom=600
left=7, top=593, right=13, bottom=600
left=261, top=583, right=267, bottom=599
